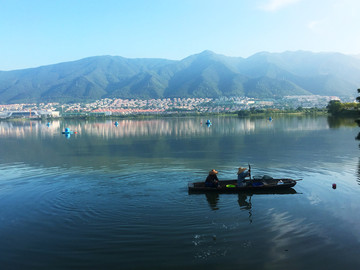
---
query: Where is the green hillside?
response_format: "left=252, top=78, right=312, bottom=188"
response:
left=0, top=50, right=360, bottom=104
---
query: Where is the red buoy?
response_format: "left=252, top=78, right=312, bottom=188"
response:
left=332, top=183, right=337, bottom=189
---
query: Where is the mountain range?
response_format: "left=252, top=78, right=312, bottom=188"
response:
left=1, top=50, right=360, bottom=104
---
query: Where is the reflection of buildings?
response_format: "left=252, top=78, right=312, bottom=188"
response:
left=72, top=119, right=258, bottom=138
left=0, top=118, right=256, bottom=139
left=0, top=116, right=333, bottom=139
left=0, top=121, right=61, bottom=138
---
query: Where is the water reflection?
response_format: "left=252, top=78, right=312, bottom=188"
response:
left=238, top=194, right=252, bottom=210
left=327, top=116, right=358, bottom=129
left=204, top=192, right=253, bottom=216
left=0, top=116, right=332, bottom=139
left=238, top=193, right=253, bottom=223
left=202, top=190, right=298, bottom=225
left=1, top=116, right=360, bottom=269
left=0, top=120, right=61, bottom=138
left=358, top=159, right=360, bottom=185
left=203, top=189, right=297, bottom=213
left=0, top=116, right=357, bottom=175
left=355, top=119, right=360, bottom=185
left=330, top=115, right=360, bottom=188
left=205, top=193, right=219, bottom=210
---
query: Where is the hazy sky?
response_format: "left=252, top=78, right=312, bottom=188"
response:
left=1, top=0, right=359, bottom=70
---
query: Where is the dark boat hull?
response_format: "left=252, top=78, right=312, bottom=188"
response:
left=188, top=179, right=297, bottom=194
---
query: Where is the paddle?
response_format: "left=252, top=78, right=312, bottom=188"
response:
left=248, top=163, right=252, bottom=180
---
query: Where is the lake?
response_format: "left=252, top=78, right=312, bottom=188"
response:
left=0, top=116, right=360, bottom=270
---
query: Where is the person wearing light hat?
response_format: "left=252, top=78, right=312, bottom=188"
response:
left=205, top=169, right=219, bottom=187
left=237, top=167, right=250, bottom=187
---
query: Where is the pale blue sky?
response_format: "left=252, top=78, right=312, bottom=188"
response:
left=1, top=0, right=359, bottom=70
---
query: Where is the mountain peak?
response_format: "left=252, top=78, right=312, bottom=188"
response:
left=0, top=51, right=359, bottom=104
left=199, top=50, right=215, bottom=55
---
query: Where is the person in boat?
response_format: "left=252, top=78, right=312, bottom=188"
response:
left=205, top=169, right=219, bottom=188
left=237, top=167, right=250, bottom=187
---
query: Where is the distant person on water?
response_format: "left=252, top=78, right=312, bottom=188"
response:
left=205, top=169, right=219, bottom=187
left=237, top=167, right=250, bottom=186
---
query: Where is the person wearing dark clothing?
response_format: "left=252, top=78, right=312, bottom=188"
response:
left=205, top=169, right=219, bottom=187
left=237, top=167, right=250, bottom=187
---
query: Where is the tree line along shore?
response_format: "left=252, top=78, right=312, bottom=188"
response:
left=1, top=92, right=360, bottom=121
left=0, top=105, right=358, bottom=121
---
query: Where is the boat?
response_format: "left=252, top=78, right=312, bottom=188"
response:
left=61, top=127, right=74, bottom=134
left=188, top=177, right=297, bottom=194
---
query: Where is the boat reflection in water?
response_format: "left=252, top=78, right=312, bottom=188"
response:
left=238, top=193, right=253, bottom=223
left=197, top=188, right=297, bottom=220
left=204, top=192, right=254, bottom=212
left=205, top=193, right=220, bottom=210
left=238, top=193, right=252, bottom=210
left=199, top=188, right=297, bottom=208
left=201, top=188, right=298, bottom=224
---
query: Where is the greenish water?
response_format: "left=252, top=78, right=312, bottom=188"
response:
left=0, top=116, right=359, bottom=269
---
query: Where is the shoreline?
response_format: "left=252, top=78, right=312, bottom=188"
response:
left=1, top=107, right=359, bottom=122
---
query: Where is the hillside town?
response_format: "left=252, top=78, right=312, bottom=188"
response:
left=0, top=95, right=343, bottom=119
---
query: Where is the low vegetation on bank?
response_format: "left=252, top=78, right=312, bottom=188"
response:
left=237, top=107, right=327, bottom=117
left=326, top=100, right=360, bottom=117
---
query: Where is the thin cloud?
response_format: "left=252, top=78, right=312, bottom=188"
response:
left=307, top=20, right=321, bottom=30
left=259, top=0, right=301, bottom=11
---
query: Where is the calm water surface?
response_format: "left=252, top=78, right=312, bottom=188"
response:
left=0, top=116, right=359, bottom=270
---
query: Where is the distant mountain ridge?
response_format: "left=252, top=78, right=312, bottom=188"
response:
left=1, top=50, right=360, bottom=104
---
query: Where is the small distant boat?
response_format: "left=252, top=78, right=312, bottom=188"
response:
left=62, top=127, right=77, bottom=134
left=62, top=128, right=73, bottom=134
left=188, top=177, right=297, bottom=194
